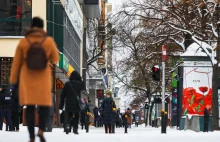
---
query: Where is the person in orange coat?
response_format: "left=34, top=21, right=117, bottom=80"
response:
left=10, top=17, right=59, bottom=142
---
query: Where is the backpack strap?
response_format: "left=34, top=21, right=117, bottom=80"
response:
left=26, top=36, right=47, bottom=46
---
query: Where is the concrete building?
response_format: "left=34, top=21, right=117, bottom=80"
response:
left=0, top=0, right=99, bottom=126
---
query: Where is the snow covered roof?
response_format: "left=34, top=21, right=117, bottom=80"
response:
left=180, top=42, right=212, bottom=57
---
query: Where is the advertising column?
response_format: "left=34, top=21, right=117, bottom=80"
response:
left=182, top=66, right=212, bottom=115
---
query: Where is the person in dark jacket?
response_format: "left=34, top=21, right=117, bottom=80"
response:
left=11, top=83, right=20, bottom=131
left=111, top=107, right=117, bottom=134
left=93, top=106, right=100, bottom=127
left=80, top=98, right=90, bottom=131
left=122, top=111, right=131, bottom=134
left=59, top=71, right=85, bottom=135
left=0, top=85, right=13, bottom=131
left=101, top=90, right=116, bottom=134
left=45, top=93, right=56, bottom=132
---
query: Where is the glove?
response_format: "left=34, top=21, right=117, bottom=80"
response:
left=59, top=110, right=63, bottom=114
left=10, top=84, right=16, bottom=91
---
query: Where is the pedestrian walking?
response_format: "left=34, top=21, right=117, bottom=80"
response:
left=111, top=107, right=117, bottom=134
left=93, top=106, right=100, bottom=127
left=11, top=83, right=20, bottom=132
left=0, top=85, right=13, bottom=131
left=135, top=115, right=139, bottom=127
left=45, top=93, right=56, bottom=132
left=9, top=17, right=59, bottom=142
left=122, top=110, right=131, bottom=134
left=80, top=98, right=90, bottom=131
left=101, top=90, right=116, bottom=134
left=59, top=71, right=86, bottom=135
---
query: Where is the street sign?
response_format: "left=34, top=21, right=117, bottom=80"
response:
left=162, top=45, right=167, bottom=62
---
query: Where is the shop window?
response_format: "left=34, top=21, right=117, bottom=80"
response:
left=0, top=0, right=32, bottom=36
left=0, top=58, right=13, bottom=88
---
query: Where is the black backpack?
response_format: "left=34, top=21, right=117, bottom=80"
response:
left=26, top=37, right=48, bottom=70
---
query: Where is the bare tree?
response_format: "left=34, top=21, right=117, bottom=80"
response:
left=111, top=12, right=182, bottom=125
left=116, top=0, right=220, bottom=130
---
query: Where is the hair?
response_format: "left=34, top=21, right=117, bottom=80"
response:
left=31, top=17, right=44, bottom=29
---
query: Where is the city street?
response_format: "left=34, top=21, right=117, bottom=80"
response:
left=1, top=125, right=220, bottom=142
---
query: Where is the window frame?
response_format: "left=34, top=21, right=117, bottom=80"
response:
left=0, top=0, right=32, bottom=38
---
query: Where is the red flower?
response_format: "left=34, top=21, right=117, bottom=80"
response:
left=194, top=93, right=203, bottom=103
left=199, top=86, right=208, bottom=93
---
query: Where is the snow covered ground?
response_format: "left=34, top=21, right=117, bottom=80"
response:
left=0, top=124, right=220, bottom=142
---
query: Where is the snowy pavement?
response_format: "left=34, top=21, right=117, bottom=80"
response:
left=0, top=125, right=220, bottom=142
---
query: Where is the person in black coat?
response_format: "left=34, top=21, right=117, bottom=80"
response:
left=80, top=98, right=90, bottom=130
left=93, top=106, right=101, bottom=127
left=101, top=90, right=116, bottom=134
left=11, top=83, right=20, bottom=131
left=0, top=85, right=13, bottom=131
left=59, top=71, right=85, bottom=135
left=80, top=98, right=90, bottom=133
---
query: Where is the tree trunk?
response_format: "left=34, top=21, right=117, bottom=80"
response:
left=212, top=53, right=220, bottom=131
left=145, top=108, right=149, bottom=126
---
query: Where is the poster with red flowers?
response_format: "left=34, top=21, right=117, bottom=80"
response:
left=182, top=67, right=212, bottom=115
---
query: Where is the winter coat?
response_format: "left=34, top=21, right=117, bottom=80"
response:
left=0, top=88, right=12, bottom=107
left=122, top=112, right=132, bottom=124
left=101, top=97, right=116, bottom=125
left=93, top=107, right=100, bottom=120
left=59, top=71, right=85, bottom=112
left=112, top=110, right=118, bottom=123
left=10, top=28, right=59, bottom=106
left=80, top=103, right=90, bottom=123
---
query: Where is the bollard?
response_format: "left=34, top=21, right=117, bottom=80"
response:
left=161, top=110, right=166, bottom=133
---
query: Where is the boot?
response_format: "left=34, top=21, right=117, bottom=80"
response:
left=73, top=129, right=79, bottom=135
left=29, top=138, right=35, bottom=142
left=108, top=125, right=112, bottom=134
left=37, top=130, right=46, bottom=142
left=65, top=125, right=70, bottom=134
left=105, top=125, right=108, bottom=133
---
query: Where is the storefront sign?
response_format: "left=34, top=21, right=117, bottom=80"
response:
left=64, top=0, right=83, bottom=40
left=59, top=54, right=69, bottom=72
left=67, top=64, right=75, bottom=77
left=56, top=78, right=64, bottom=89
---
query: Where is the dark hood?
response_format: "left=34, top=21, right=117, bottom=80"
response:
left=69, top=71, right=82, bottom=81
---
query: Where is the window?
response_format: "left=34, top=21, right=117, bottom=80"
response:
left=0, top=58, right=13, bottom=88
left=0, top=0, right=32, bottom=36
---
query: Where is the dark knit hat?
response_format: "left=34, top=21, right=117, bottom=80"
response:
left=106, top=90, right=112, bottom=96
left=31, top=17, right=44, bottom=28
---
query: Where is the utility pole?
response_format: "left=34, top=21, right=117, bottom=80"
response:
left=161, top=44, right=167, bottom=133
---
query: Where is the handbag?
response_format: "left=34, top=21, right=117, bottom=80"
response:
left=69, top=82, right=86, bottom=112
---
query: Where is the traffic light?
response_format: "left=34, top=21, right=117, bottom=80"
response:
left=145, top=103, right=149, bottom=109
left=152, top=65, right=160, bottom=81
